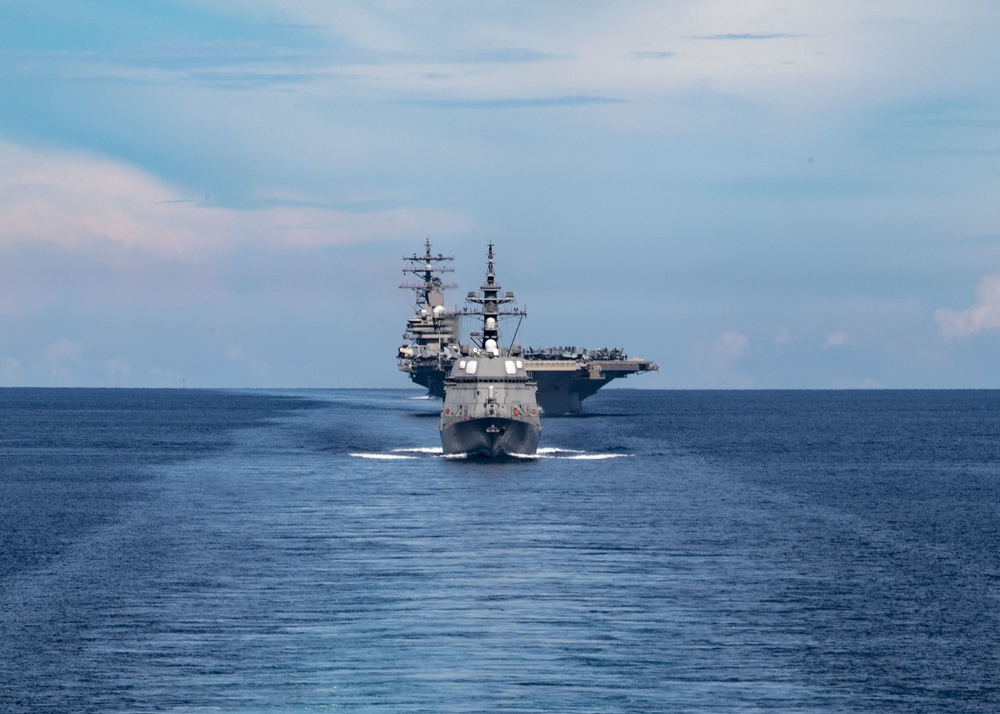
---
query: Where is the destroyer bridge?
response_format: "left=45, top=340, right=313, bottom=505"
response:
left=397, top=240, right=658, bottom=414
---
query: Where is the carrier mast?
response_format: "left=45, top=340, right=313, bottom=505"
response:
left=400, top=238, right=456, bottom=312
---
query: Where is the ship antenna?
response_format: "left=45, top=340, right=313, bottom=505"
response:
left=508, top=312, right=524, bottom=351
left=400, top=238, right=455, bottom=311
left=464, top=243, right=524, bottom=355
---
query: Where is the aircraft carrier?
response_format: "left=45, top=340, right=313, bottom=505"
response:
left=397, top=240, right=658, bottom=413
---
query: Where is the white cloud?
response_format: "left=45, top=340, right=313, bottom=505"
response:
left=105, top=356, right=132, bottom=380
left=218, top=0, right=988, bottom=114
left=712, top=329, right=750, bottom=361
left=935, top=274, right=1000, bottom=339
left=824, top=331, right=850, bottom=348
left=0, top=140, right=476, bottom=326
left=224, top=344, right=269, bottom=382
left=1, top=356, right=24, bottom=386
left=697, top=329, right=754, bottom=388
left=44, top=337, right=84, bottom=362
left=43, top=338, right=85, bottom=381
left=0, top=141, right=472, bottom=258
left=1, top=142, right=230, bottom=259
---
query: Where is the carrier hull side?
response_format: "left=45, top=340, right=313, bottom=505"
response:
left=440, top=417, right=540, bottom=457
left=405, top=357, right=658, bottom=413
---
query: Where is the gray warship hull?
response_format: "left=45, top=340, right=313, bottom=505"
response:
left=440, top=416, right=540, bottom=457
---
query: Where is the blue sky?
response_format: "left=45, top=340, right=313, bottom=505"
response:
left=2, top=1, right=999, bottom=388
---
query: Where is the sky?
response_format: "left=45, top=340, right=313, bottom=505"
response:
left=1, top=0, right=999, bottom=388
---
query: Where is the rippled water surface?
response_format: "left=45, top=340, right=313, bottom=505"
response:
left=3, top=388, right=1000, bottom=712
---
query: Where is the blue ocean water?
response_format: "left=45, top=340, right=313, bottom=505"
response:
left=2, top=388, right=999, bottom=712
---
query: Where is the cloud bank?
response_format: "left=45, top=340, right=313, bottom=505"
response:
left=0, top=141, right=472, bottom=258
left=936, top=274, right=1000, bottom=339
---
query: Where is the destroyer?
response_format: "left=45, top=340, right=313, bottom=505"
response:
left=439, top=244, right=541, bottom=457
left=398, top=240, right=658, bottom=413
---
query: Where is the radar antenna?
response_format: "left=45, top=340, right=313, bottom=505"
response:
left=400, top=238, right=456, bottom=311
left=463, top=243, right=527, bottom=353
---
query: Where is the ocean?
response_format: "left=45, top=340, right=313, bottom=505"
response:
left=2, top=388, right=999, bottom=712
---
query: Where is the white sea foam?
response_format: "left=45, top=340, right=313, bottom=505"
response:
left=351, top=446, right=629, bottom=460
left=535, top=447, right=630, bottom=460
left=537, top=447, right=584, bottom=456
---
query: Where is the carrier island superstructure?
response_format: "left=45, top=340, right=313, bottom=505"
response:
left=398, top=240, right=658, bottom=413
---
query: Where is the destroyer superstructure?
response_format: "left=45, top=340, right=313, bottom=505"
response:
left=439, top=244, right=540, bottom=457
left=397, top=240, right=658, bottom=413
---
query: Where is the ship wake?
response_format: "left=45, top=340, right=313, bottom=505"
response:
left=349, top=446, right=629, bottom=460
left=528, top=447, right=631, bottom=460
